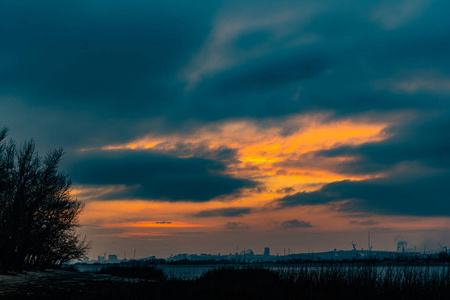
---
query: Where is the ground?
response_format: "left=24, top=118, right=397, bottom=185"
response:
left=0, top=270, right=153, bottom=299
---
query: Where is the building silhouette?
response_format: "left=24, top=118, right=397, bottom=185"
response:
left=108, top=254, right=118, bottom=262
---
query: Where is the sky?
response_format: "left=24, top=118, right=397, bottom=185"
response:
left=1, top=0, right=450, bottom=258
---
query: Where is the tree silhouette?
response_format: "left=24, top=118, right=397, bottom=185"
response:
left=0, top=128, right=90, bottom=272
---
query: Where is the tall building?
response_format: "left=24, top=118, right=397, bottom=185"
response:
left=108, top=254, right=118, bottom=262
left=264, top=247, right=270, bottom=256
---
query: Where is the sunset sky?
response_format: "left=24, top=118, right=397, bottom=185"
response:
left=1, top=0, right=450, bottom=258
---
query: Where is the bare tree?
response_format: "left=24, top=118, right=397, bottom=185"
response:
left=0, top=128, right=90, bottom=272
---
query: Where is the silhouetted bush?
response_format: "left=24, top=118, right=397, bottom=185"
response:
left=0, top=128, right=89, bottom=273
left=192, top=267, right=285, bottom=300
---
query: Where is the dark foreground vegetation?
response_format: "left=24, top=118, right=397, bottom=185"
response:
left=0, top=128, right=89, bottom=273
left=4, top=263, right=450, bottom=299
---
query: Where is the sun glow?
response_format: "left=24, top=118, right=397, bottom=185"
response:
left=97, top=115, right=389, bottom=184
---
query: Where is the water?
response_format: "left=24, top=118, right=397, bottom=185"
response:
left=70, top=263, right=217, bottom=279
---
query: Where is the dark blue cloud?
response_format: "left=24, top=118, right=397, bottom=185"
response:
left=192, top=207, right=252, bottom=218
left=224, top=222, right=249, bottom=230
left=280, top=219, right=313, bottom=229
left=177, top=0, right=450, bottom=122
left=234, top=29, right=272, bottom=51
left=314, top=112, right=450, bottom=175
left=2, top=0, right=450, bottom=145
left=276, top=171, right=450, bottom=216
left=181, top=49, right=329, bottom=120
left=199, top=51, right=328, bottom=96
left=0, top=0, right=220, bottom=150
left=0, top=1, right=217, bottom=115
left=349, top=220, right=379, bottom=226
left=2, top=0, right=450, bottom=216
left=67, top=150, right=256, bottom=202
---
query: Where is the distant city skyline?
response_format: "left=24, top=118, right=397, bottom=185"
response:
left=88, top=234, right=446, bottom=260
left=83, top=244, right=443, bottom=264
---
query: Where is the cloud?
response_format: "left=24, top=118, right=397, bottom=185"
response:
left=272, top=112, right=450, bottom=218
left=3, top=0, right=450, bottom=153
left=225, top=222, right=250, bottom=230
left=193, top=207, right=252, bottom=218
left=371, top=0, right=430, bottom=29
left=194, top=51, right=329, bottom=96
left=82, top=227, right=127, bottom=236
left=280, top=219, right=313, bottom=229
left=276, top=187, right=295, bottom=194
left=374, top=70, right=450, bottom=95
left=148, top=144, right=240, bottom=164
left=0, top=1, right=218, bottom=150
left=277, top=189, right=337, bottom=207
left=276, top=170, right=450, bottom=216
left=2, top=0, right=450, bottom=225
left=349, top=220, right=379, bottom=226
left=67, top=150, right=256, bottom=202
left=0, top=1, right=217, bottom=106
left=183, top=1, right=322, bottom=88
left=311, top=110, right=450, bottom=176
left=182, top=51, right=329, bottom=120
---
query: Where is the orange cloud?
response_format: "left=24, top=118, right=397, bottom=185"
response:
left=94, top=114, right=389, bottom=189
left=75, top=114, right=400, bottom=252
left=98, top=115, right=388, bottom=158
left=104, top=221, right=211, bottom=228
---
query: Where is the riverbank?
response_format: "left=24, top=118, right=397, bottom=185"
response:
left=1, top=263, right=450, bottom=299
